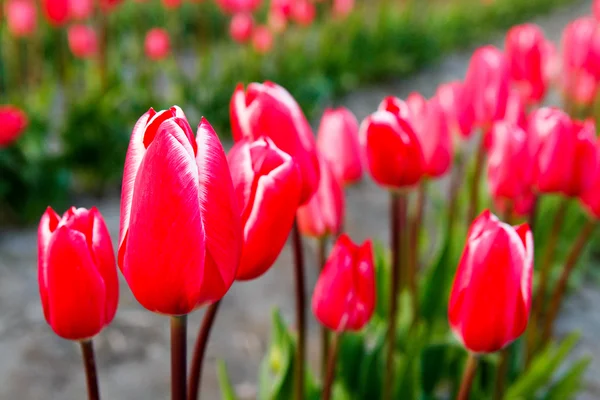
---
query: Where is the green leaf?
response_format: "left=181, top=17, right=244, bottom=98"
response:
left=543, top=358, right=591, bottom=400
left=216, top=360, right=238, bottom=400
left=374, top=242, right=391, bottom=320
left=420, top=234, right=451, bottom=325
left=505, top=333, right=580, bottom=398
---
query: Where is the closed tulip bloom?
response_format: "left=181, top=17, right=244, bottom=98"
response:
left=119, top=107, right=242, bottom=315
left=297, top=155, right=345, bottom=238
left=580, top=140, right=600, bottom=219
left=291, top=0, right=315, bottom=26
left=0, top=105, right=28, bottom=147
left=562, top=119, right=597, bottom=197
left=528, top=107, right=575, bottom=194
left=41, top=0, right=69, bottom=26
left=231, top=82, right=320, bottom=204
left=68, top=25, right=98, bottom=59
left=252, top=25, right=273, bottom=53
left=407, top=93, right=452, bottom=178
left=316, top=107, right=363, bottom=185
left=436, top=81, right=475, bottom=139
left=463, top=46, right=510, bottom=129
left=377, top=95, right=411, bottom=121
left=5, top=0, right=36, bottom=37
left=312, top=234, right=375, bottom=332
left=230, top=13, right=254, bottom=43
left=68, top=0, right=92, bottom=20
left=505, top=24, right=550, bottom=104
left=144, top=28, right=170, bottom=61
left=449, top=210, right=533, bottom=353
left=38, top=207, right=119, bottom=340
left=228, top=137, right=302, bottom=280
left=359, top=110, right=424, bottom=189
left=487, top=121, right=531, bottom=201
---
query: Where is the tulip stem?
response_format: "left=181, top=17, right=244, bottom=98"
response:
left=466, top=134, right=486, bottom=226
left=322, top=332, right=341, bottom=400
left=458, top=353, right=478, bottom=400
left=171, top=315, right=187, bottom=400
left=384, top=191, right=408, bottom=400
left=188, top=301, right=221, bottom=400
left=409, top=182, right=426, bottom=324
left=292, top=220, right=306, bottom=400
left=447, top=152, right=464, bottom=234
left=493, top=347, right=510, bottom=400
left=318, top=237, right=330, bottom=382
left=528, top=195, right=539, bottom=234
left=542, top=220, right=596, bottom=343
left=80, top=340, right=100, bottom=400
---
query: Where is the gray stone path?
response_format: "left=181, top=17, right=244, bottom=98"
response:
left=0, top=1, right=597, bottom=398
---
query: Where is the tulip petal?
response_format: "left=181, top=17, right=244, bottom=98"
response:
left=122, top=123, right=206, bottom=315
left=37, top=207, right=61, bottom=324
left=195, top=118, right=242, bottom=304
left=46, top=227, right=106, bottom=340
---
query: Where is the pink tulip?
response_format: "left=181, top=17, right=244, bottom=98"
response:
left=68, top=0, right=92, bottom=20
left=216, top=0, right=261, bottom=14
left=229, top=13, right=254, bottom=43
left=68, top=25, right=98, bottom=59
left=5, top=0, right=36, bottom=37
left=144, top=28, right=170, bottom=61
left=268, top=9, right=287, bottom=33
left=435, top=81, right=475, bottom=139
left=316, top=107, right=363, bottom=185
left=252, top=25, right=273, bottom=54
left=333, top=0, right=354, bottom=18
left=291, top=0, right=315, bottom=27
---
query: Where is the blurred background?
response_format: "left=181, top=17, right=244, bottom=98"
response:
left=1, top=0, right=600, bottom=399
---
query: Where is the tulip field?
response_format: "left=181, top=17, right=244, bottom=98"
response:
left=5, top=0, right=600, bottom=399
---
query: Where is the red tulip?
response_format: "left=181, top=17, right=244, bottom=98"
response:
left=252, top=25, right=273, bottom=53
left=436, top=81, right=475, bottom=139
left=333, top=0, right=354, bottom=18
left=463, top=46, right=510, bottom=129
left=563, top=119, right=598, bottom=197
left=118, top=107, right=242, bottom=315
left=487, top=121, right=532, bottom=202
left=67, top=25, right=98, bottom=59
left=502, top=90, right=527, bottom=130
left=359, top=109, right=424, bottom=189
left=230, top=13, right=254, bottom=43
left=271, top=0, right=292, bottom=17
left=316, top=107, right=363, bottom=185
left=560, top=17, right=600, bottom=105
left=377, top=95, right=411, bottom=121
left=228, top=137, right=302, bottom=280
left=449, top=210, right=533, bottom=353
left=580, top=140, right=600, bottom=219
left=0, top=105, right=28, bottom=147
left=595, top=0, right=600, bottom=21
left=5, top=0, right=36, bottom=37
left=68, top=0, right=92, bottom=20
left=41, top=0, right=69, bottom=26
left=312, top=234, right=375, bottom=332
left=216, top=0, right=261, bottom=14
left=297, top=155, right=345, bottom=238
left=230, top=82, right=320, bottom=204
left=291, top=0, right=315, bottom=27
left=38, top=207, right=119, bottom=340
left=144, top=28, right=170, bottom=61
left=505, top=23, right=551, bottom=105
left=407, top=93, right=452, bottom=178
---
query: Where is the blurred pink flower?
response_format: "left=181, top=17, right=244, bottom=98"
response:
left=69, top=0, right=92, bottom=20
left=144, top=28, right=171, bottom=61
left=68, top=25, right=98, bottom=59
left=229, top=13, right=254, bottom=43
left=252, top=26, right=273, bottom=54
left=5, top=0, right=36, bottom=37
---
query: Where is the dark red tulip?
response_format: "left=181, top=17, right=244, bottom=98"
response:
left=228, top=137, right=302, bottom=280
left=119, top=107, right=242, bottom=315
left=312, top=234, right=375, bottom=332
left=316, top=107, right=363, bottom=185
left=38, top=207, right=119, bottom=340
left=463, top=45, right=510, bottom=129
left=0, top=105, right=28, bottom=147
left=230, top=82, right=320, bottom=204
left=41, top=0, right=69, bottom=26
left=297, top=154, right=345, bottom=238
left=449, top=210, right=533, bottom=353
left=359, top=109, right=424, bottom=189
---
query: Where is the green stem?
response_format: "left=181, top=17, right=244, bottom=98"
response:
left=466, top=134, right=486, bottom=226
left=171, top=315, right=188, bottom=400
left=80, top=340, right=100, bottom=400
left=292, top=220, right=306, bottom=400
left=493, top=347, right=509, bottom=400
left=457, top=353, right=478, bottom=400
left=188, top=301, right=221, bottom=400
left=409, top=181, right=426, bottom=324
left=322, top=332, right=341, bottom=400
left=447, top=152, right=464, bottom=234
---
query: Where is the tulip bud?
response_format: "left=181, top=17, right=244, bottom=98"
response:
left=230, top=82, right=320, bottom=204
left=119, top=107, right=242, bottom=315
left=407, top=93, right=452, bottom=178
left=312, top=234, right=375, bottom=332
left=228, top=137, right=302, bottom=280
left=316, top=107, right=363, bottom=185
left=436, top=81, right=475, bottom=140
left=297, top=155, right=345, bottom=238
left=41, top=0, right=69, bottom=26
left=0, top=105, right=28, bottom=147
left=144, top=28, right=170, bottom=61
left=38, top=207, right=119, bottom=340
left=230, top=13, right=254, bottom=43
left=68, top=25, right=98, bottom=59
left=505, top=23, right=551, bottom=105
left=5, top=0, right=36, bottom=37
left=252, top=25, right=273, bottom=53
left=359, top=109, right=424, bottom=189
left=463, top=46, right=510, bottom=129
left=449, top=210, right=533, bottom=353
